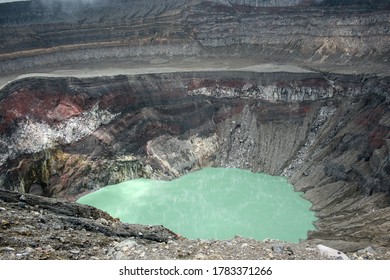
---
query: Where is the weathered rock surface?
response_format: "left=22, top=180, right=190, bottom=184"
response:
left=0, top=190, right=178, bottom=242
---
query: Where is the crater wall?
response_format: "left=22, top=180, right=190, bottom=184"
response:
left=0, top=71, right=389, bottom=248
left=0, top=0, right=389, bottom=74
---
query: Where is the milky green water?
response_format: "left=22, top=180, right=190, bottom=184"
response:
left=77, top=168, right=316, bottom=242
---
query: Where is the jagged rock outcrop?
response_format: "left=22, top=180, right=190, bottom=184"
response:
left=0, top=189, right=178, bottom=246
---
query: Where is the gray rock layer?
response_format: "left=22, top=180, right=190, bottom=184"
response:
left=0, top=0, right=389, bottom=73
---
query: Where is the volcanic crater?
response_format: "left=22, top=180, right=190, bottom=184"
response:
left=0, top=0, right=390, bottom=258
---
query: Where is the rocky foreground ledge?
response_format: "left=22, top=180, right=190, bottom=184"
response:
left=0, top=190, right=388, bottom=260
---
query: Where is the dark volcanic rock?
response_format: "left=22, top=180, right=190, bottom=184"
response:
left=0, top=189, right=178, bottom=242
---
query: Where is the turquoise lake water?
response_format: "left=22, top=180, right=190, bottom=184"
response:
left=77, top=167, right=316, bottom=242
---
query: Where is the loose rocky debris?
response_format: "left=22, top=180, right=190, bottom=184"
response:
left=1, top=190, right=389, bottom=260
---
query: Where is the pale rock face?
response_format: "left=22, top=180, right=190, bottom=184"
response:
left=0, top=105, right=118, bottom=165
left=146, top=134, right=219, bottom=178
left=210, top=0, right=302, bottom=7
left=188, top=85, right=337, bottom=101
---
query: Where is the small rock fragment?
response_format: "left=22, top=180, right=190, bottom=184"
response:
left=285, top=246, right=294, bottom=255
left=168, top=240, right=178, bottom=246
left=194, top=253, right=206, bottom=260
left=24, top=247, right=35, bottom=255
left=272, top=245, right=284, bottom=254
left=1, top=247, right=16, bottom=252
left=209, top=254, right=223, bottom=260
left=18, top=202, right=26, bottom=208
left=31, top=211, right=40, bottom=216
left=98, top=218, right=109, bottom=226
left=357, top=246, right=376, bottom=256
left=52, top=223, right=64, bottom=230
left=70, top=249, right=80, bottom=254
left=120, top=239, right=137, bottom=248
left=317, top=244, right=349, bottom=260
left=1, top=220, right=11, bottom=229
left=45, top=245, right=54, bottom=252
left=114, top=251, right=126, bottom=260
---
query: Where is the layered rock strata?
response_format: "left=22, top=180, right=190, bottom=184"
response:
left=0, top=0, right=389, bottom=74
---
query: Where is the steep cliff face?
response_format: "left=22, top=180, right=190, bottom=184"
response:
left=1, top=72, right=388, bottom=194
